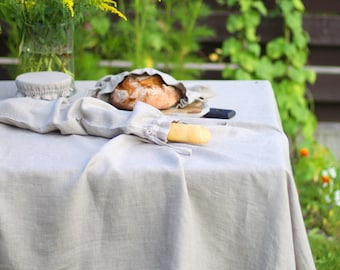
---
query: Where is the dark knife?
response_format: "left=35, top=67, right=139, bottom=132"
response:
left=203, top=108, right=236, bottom=119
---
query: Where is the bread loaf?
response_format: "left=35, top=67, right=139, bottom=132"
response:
left=109, top=74, right=182, bottom=110
left=167, top=122, right=211, bottom=144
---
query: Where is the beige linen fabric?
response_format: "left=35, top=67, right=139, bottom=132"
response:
left=0, top=96, right=172, bottom=143
left=0, top=81, right=315, bottom=270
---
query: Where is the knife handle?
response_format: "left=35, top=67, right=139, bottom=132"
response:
left=203, top=108, right=236, bottom=119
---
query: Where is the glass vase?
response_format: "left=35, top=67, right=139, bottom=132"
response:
left=19, top=22, right=75, bottom=90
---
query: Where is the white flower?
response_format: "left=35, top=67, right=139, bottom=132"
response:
left=325, top=194, right=331, bottom=204
left=328, top=167, right=337, bottom=178
left=321, top=169, right=328, bottom=177
left=334, top=190, right=340, bottom=207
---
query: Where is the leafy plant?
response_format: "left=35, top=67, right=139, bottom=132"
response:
left=308, top=228, right=340, bottom=270
left=216, top=0, right=340, bottom=239
left=159, top=0, right=214, bottom=79
left=216, top=0, right=316, bottom=144
left=295, top=144, right=340, bottom=236
left=103, top=0, right=214, bottom=79
left=73, top=14, right=113, bottom=79
left=0, top=0, right=126, bottom=79
left=0, top=0, right=126, bottom=27
left=110, top=0, right=164, bottom=69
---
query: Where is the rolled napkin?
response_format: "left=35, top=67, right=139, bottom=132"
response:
left=0, top=97, right=211, bottom=154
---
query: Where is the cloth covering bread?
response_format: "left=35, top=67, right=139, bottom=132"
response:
left=91, top=68, right=215, bottom=117
left=109, top=74, right=182, bottom=110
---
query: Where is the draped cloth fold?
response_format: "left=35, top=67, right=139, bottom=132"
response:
left=0, top=96, right=172, bottom=144
left=0, top=80, right=316, bottom=270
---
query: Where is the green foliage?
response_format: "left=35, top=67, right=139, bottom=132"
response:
left=0, top=0, right=126, bottom=27
left=217, top=0, right=340, bottom=267
left=1, top=0, right=213, bottom=81
left=295, top=144, right=340, bottom=237
left=158, top=0, right=214, bottom=79
left=308, top=229, right=340, bottom=270
left=101, top=0, right=214, bottom=79
left=107, top=0, right=164, bottom=69
left=73, top=13, right=112, bottom=79
left=219, top=0, right=317, bottom=145
left=0, top=1, right=126, bottom=79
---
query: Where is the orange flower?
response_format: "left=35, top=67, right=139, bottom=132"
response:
left=321, top=174, right=330, bottom=184
left=299, top=147, right=309, bottom=157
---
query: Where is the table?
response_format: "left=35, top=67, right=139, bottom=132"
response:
left=0, top=80, right=315, bottom=270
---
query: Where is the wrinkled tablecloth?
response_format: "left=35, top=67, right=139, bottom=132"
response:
left=0, top=80, right=315, bottom=270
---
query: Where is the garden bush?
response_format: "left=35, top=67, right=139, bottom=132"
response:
left=214, top=0, right=340, bottom=268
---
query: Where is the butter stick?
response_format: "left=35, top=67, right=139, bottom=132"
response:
left=167, top=122, right=211, bottom=144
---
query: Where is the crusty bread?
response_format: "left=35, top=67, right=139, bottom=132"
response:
left=109, top=75, right=182, bottom=110
left=167, top=122, right=211, bottom=144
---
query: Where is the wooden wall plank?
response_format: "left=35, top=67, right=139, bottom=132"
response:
left=314, top=103, right=340, bottom=122
left=309, top=75, right=340, bottom=102
left=293, top=0, right=340, bottom=12
left=308, top=47, right=340, bottom=66
left=304, top=15, right=340, bottom=46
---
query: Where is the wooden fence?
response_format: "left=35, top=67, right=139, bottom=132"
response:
left=1, top=0, right=339, bottom=121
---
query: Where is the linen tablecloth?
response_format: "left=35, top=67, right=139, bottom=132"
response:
left=0, top=80, right=315, bottom=270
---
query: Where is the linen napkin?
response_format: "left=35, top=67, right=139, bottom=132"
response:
left=0, top=96, right=175, bottom=146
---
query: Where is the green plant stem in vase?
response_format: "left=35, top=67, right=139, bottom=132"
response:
left=19, top=22, right=75, bottom=82
left=0, top=0, right=127, bottom=87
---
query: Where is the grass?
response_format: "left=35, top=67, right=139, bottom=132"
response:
left=308, top=228, right=340, bottom=270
